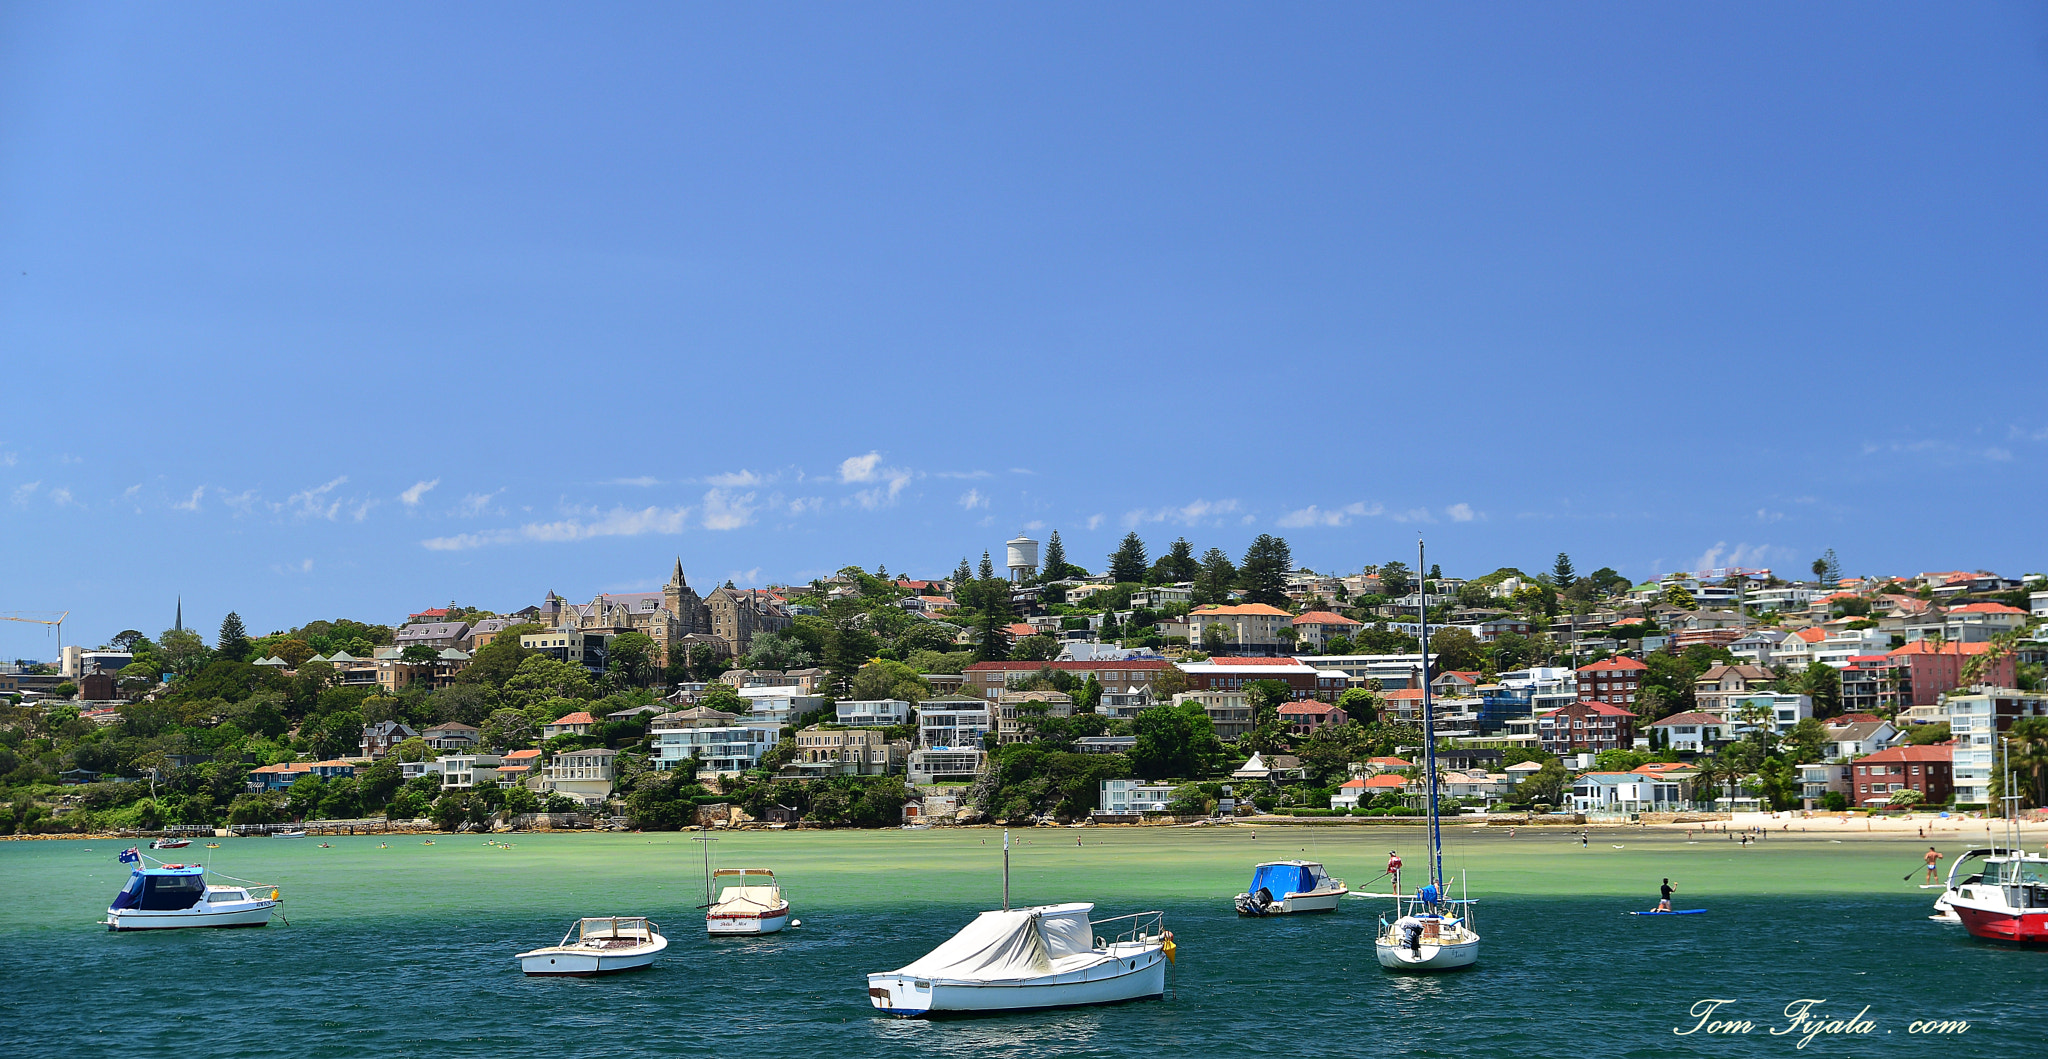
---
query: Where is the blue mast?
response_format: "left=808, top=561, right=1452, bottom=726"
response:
left=1418, top=538, right=1441, bottom=900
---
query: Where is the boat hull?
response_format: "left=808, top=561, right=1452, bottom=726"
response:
left=1952, top=905, right=2048, bottom=945
left=517, top=934, right=668, bottom=976
left=1238, top=888, right=1346, bottom=915
left=1375, top=935, right=1479, bottom=971
left=868, top=945, right=1166, bottom=1016
left=105, top=900, right=275, bottom=931
left=707, top=906, right=789, bottom=935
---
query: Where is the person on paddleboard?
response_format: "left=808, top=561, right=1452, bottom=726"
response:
left=1387, top=850, right=1403, bottom=893
left=1923, top=846, right=1942, bottom=883
left=1657, top=878, right=1673, bottom=912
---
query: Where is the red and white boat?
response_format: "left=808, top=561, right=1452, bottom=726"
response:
left=1948, top=851, right=2048, bottom=945
left=705, top=868, right=790, bottom=935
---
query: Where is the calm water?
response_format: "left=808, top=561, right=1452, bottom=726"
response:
left=1, top=826, right=2037, bottom=1058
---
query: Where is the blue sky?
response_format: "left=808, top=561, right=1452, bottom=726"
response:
left=3, top=3, right=2046, bottom=654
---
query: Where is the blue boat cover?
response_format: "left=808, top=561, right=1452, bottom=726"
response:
left=1249, top=863, right=1315, bottom=899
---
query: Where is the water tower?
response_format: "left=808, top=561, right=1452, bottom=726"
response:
left=1005, top=535, right=1040, bottom=582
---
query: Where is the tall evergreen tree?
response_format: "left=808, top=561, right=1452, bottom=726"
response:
left=1195, top=548, right=1237, bottom=605
left=1165, top=538, right=1199, bottom=582
left=976, top=580, right=1013, bottom=661
left=216, top=611, right=251, bottom=662
left=1041, top=530, right=1070, bottom=581
left=1237, top=534, right=1293, bottom=607
left=1378, top=560, right=1413, bottom=599
left=1551, top=553, right=1576, bottom=591
left=1108, top=532, right=1149, bottom=584
left=978, top=551, right=995, bottom=581
left=952, top=556, right=973, bottom=588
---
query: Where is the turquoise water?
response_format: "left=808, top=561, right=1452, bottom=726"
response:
left=1, top=829, right=2037, bottom=1057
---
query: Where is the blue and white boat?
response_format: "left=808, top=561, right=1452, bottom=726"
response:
left=103, top=849, right=280, bottom=931
left=1235, top=861, right=1348, bottom=915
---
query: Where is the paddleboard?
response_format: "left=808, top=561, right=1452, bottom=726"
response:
left=1629, top=909, right=1706, bottom=916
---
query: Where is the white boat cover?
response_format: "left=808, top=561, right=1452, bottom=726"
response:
left=893, top=903, right=1096, bottom=981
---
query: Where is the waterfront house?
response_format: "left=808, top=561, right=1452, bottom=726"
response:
left=542, top=747, right=617, bottom=806
left=918, top=703, right=993, bottom=749
left=996, top=690, right=1074, bottom=744
left=788, top=726, right=907, bottom=777
left=247, top=761, right=314, bottom=793
left=1096, top=779, right=1177, bottom=819
left=908, top=746, right=986, bottom=785
left=1850, top=744, right=1953, bottom=807
left=1821, top=719, right=1897, bottom=759
left=359, top=720, right=418, bottom=759
left=1537, top=701, right=1636, bottom=755
left=1649, top=712, right=1724, bottom=752
left=650, top=708, right=776, bottom=774
left=1330, top=776, right=1369, bottom=810
left=736, top=687, right=825, bottom=728
left=437, top=754, right=504, bottom=790
left=540, top=711, right=596, bottom=740
left=836, top=698, right=912, bottom=727
left=1231, top=752, right=1308, bottom=783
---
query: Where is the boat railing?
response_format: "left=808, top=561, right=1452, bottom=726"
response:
left=1089, top=910, right=1166, bottom=948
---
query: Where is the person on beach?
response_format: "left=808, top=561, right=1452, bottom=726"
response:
left=1924, top=846, right=1942, bottom=883
left=1657, top=878, right=1674, bottom=912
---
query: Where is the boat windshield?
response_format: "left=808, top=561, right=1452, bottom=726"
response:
left=1985, top=860, right=2046, bottom=886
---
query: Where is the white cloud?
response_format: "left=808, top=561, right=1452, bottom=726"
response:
left=273, top=558, right=315, bottom=575
left=603, top=476, right=662, bottom=487
left=400, top=479, right=440, bottom=507
left=705, top=470, right=763, bottom=488
left=935, top=470, right=992, bottom=480
left=1023, top=520, right=1046, bottom=531
left=1389, top=507, right=1434, bottom=523
left=1, top=452, right=15, bottom=466
left=1445, top=503, right=1476, bottom=523
left=173, top=486, right=205, bottom=512
left=10, top=481, right=40, bottom=506
left=701, top=489, right=759, bottom=531
left=122, top=484, right=141, bottom=498
left=1085, top=513, right=1104, bottom=531
left=959, top=489, right=989, bottom=510
left=351, top=499, right=379, bottom=522
left=1691, top=541, right=1775, bottom=572
left=287, top=476, right=348, bottom=520
left=1756, top=509, right=1784, bottom=524
left=456, top=490, right=504, bottom=517
left=725, top=567, right=763, bottom=585
left=421, top=505, right=693, bottom=551
left=1121, top=498, right=1242, bottom=529
left=222, top=489, right=261, bottom=516
left=786, top=497, right=822, bottom=515
left=839, top=452, right=884, bottom=483
left=50, top=487, right=76, bottom=508
left=1277, top=501, right=1382, bottom=529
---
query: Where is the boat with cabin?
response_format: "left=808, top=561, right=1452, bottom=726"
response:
left=1947, top=754, right=2048, bottom=945
left=1235, top=861, right=1348, bottom=915
left=515, top=917, right=668, bottom=976
left=865, top=831, right=1173, bottom=1016
left=104, top=849, right=280, bottom=931
left=706, top=868, right=791, bottom=935
left=1371, top=539, right=1481, bottom=972
left=149, top=838, right=191, bottom=850
left=1928, top=846, right=2045, bottom=923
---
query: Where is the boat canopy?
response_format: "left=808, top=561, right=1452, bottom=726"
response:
left=892, top=903, right=1096, bottom=981
left=109, top=868, right=208, bottom=912
left=1249, top=862, right=1319, bottom=899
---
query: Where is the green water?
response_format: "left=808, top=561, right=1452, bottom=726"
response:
left=1, top=825, right=2037, bottom=1057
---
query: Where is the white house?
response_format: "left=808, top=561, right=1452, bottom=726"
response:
left=1097, top=778, right=1178, bottom=817
left=1649, top=712, right=1725, bottom=753
left=1721, top=692, right=1812, bottom=736
left=738, top=687, right=826, bottom=728
left=908, top=747, right=985, bottom=785
left=918, top=704, right=993, bottom=749
left=836, top=699, right=912, bottom=727
left=1330, top=776, right=1369, bottom=810
left=436, top=754, right=503, bottom=790
left=541, top=747, right=617, bottom=806
left=1822, top=719, right=1896, bottom=760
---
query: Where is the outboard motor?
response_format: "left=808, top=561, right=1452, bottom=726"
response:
left=1235, top=887, right=1275, bottom=916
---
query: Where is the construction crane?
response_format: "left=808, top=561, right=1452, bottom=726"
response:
left=0, top=611, right=69, bottom=657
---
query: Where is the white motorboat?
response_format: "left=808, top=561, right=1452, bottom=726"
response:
left=706, top=868, right=790, bottom=935
left=104, top=851, right=280, bottom=931
left=1235, top=861, right=1348, bottom=915
left=867, top=904, right=1170, bottom=1016
left=516, top=917, right=668, bottom=977
left=1372, top=539, right=1481, bottom=972
left=1927, top=846, right=2045, bottom=923
left=149, top=838, right=191, bottom=850
left=273, top=830, right=308, bottom=839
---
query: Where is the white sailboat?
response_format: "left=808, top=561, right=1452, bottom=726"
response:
left=866, top=831, right=1174, bottom=1016
left=1373, top=539, right=1481, bottom=972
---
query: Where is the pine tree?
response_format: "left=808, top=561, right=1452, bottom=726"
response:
left=977, top=581, right=1012, bottom=661
left=1196, top=548, right=1237, bottom=605
left=1379, top=561, right=1412, bottom=599
left=1238, top=534, right=1293, bottom=606
left=216, top=611, right=250, bottom=662
left=979, top=551, right=995, bottom=581
left=1166, top=538, right=1199, bottom=582
left=953, top=557, right=973, bottom=588
left=1821, top=549, right=1841, bottom=587
left=1042, top=530, right=1069, bottom=581
left=1551, top=553, right=1576, bottom=590
left=1108, top=533, right=1149, bottom=584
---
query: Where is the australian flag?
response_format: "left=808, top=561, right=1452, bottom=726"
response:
left=118, top=847, right=140, bottom=864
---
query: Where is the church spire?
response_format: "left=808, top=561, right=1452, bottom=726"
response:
left=669, top=557, right=687, bottom=588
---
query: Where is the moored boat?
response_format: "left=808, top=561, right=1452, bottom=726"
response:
left=1928, top=847, right=2042, bottom=923
left=104, top=849, right=280, bottom=931
left=1235, top=861, right=1347, bottom=915
left=1948, top=758, right=2048, bottom=945
left=516, top=917, right=667, bottom=976
left=273, top=830, right=308, bottom=840
left=866, top=903, right=1170, bottom=1016
left=149, top=838, right=191, bottom=850
left=706, top=868, right=790, bottom=935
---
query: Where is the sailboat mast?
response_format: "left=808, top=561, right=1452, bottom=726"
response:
left=1419, top=538, right=1441, bottom=897
left=1003, top=829, right=1011, bottom=911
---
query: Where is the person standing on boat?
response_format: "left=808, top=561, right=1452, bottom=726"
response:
left=1387, top=850, right=1403, bottom=894
left=1923, top=846, right=1942, bottom=883
left=1657, top=878, right=1673, bottom=912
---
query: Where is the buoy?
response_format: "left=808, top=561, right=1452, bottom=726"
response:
left=790, top=918, right=802, bottom=928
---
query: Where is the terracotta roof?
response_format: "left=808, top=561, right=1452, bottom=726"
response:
left=1004, top=623, right=1039, bottom=637
left=251, top=761, right=313, bottom=774
left=1368, top=756, right=1412, bottom=767
left=1544, top=701, right=1636, bottom=717
left=1278, top=701, right=1346, bottom=716
left=1633, top=762, right=1699, bottom=775
left=1578, top=656, right=1648, bottom=673
left=1830, top=713, right=1887, bottom=725
left=1950, top=602, right=2026, bottom=615
left=1291, top=610, right=1362, bottom=627
left=547, top=711, right=596, bottom=726
left=1890, top=641, right=1994, bottom=657
left=1858, top=744, right=1952, bottom=763
left=1792, top=627, right=1826, bottom=643
left=503, top=749, right=542, bottom=761
left=1363, top=774, right=1409, bottom=788
left=1650, top=711, right=1722, bottom=726
left=1383, top=688, right=1425, bottom=701
left=964, top=660, right=1169, bottom=671
left=1338, top=777, right=1367, bottom=789
left=1189, top=603, right=1293, bottom=617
